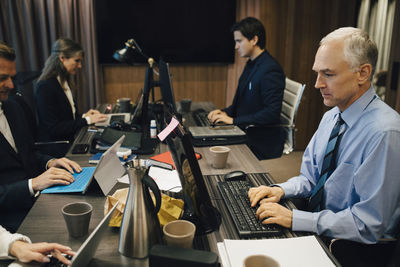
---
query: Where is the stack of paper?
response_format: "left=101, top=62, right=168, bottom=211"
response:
left=117, top=166, right=182, bottom=193
left=217, top=236, right=335, bottom=267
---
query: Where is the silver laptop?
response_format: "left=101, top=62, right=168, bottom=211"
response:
left=67, top=202, right=118, bottom=267
left=188, top=125, right=246, bottom=139
left=11, top=203, right=118, bottom=267
left=90, top=135, right=127, bottom=195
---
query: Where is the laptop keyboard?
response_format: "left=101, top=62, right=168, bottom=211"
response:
left=217, top=178, right=281, bottom=238
left=43, top=254, right=72, bottom=267
left=192, top=109, right=210, bottom=126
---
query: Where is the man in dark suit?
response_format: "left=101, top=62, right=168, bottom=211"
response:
left=208, top=17, right=285, bottom=127
left=0, top=41, right=81, bottom=232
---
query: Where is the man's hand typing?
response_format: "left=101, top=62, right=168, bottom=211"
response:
left=248, top=185, right=285, bottom=207
left=47, top=157, right=82, bottom=174
left=32, top=167, right=75, bottom=191
left=256, top=202, right=293, bottom=228
left=10, top=241, right=75, bottom=264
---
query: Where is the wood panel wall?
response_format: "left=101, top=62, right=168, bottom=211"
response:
left=259, top=0, right=359, bottom=149
left=102, top=0, right=359, bottom=150
left=103, top=64, right=228, bottom=109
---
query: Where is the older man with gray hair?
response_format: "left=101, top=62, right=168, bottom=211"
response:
left=248, top=27, right=400, bottom=264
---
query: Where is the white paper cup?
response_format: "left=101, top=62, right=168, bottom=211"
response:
left=163, top=220, right=196, bottom=248
left=209, top=146, right=231, bottom=169
left=243, top=254, right=280, bottom=267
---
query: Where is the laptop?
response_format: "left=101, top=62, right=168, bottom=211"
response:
left=65, top=202, right=118, bottom=267
left=188, top=125, right=247, bottom=147
left=10, top=203, right=118, bottom=267
left=41, top=136, right=126, bottom=196
left=189, top=125, right=246, bottom=138
left=95, top=112, right=131, bottom=127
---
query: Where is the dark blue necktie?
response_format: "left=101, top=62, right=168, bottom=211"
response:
left=308, top=114, right=345, bottom=212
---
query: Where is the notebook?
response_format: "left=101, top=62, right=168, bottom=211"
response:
left=41, top=136, right=126, bottom=195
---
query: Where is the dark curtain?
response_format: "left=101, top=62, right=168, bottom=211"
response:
left=0, top=0, right=104, bottom=111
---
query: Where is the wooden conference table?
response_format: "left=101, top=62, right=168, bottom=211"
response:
left=9, top=104, right=338, bottom=266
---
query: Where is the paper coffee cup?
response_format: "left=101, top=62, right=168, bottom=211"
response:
left=62, top=202, right=92, bottom=238
left=209, top=146, right=230, bottom=169
left=163, top=220, right=196, bottom=248
left=243, top=254, right=280, bottom=267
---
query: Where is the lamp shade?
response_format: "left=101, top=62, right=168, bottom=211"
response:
left=113, top=38, right=148, bottom=64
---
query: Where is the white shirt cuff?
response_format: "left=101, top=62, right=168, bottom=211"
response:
left=6, top=234, right=32, bottom=259
left=28, top=179, right=34, bottom=196
left=83, top=116, right=91, bottom=125
left=28, top=179, right=40, bottom=198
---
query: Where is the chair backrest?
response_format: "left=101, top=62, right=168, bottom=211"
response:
left=281, top=78, right=305, bottom=126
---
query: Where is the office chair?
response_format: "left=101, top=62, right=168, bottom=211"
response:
left=245, top=78, right=305, bottom=160
left=12, top=71, right=70, bottom=158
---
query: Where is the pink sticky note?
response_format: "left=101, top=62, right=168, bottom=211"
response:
left=157, top=117, right=179, bottom=141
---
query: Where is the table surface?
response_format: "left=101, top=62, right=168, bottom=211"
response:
left=8, top=103, right=338, bottom=266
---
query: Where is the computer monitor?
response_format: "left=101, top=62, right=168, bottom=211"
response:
left=164, top=111, right=221, bottom=234
left=159, top=59, right=177, bottom=113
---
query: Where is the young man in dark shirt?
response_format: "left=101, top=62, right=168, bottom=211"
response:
left=208, top=17, right=285, bottom=127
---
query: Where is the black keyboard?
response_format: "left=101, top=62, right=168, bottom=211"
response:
left=192, top=109, right=210, bottom=126
left=43, top=254, right=73, bottom=267
left=217, top=179, right=281, bottom=238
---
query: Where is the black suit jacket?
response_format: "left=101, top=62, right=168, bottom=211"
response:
left=224, top=51, right=285, bottom=126
left=0, top=99, right=51, bottom=232
left=35, top=77, right=87, bottom=142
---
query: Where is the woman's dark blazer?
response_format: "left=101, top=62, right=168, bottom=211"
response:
left=35, top=77, right=87, bottom=142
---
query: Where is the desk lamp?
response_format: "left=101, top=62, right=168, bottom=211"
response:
left=113, top=39, right=158, bottom=126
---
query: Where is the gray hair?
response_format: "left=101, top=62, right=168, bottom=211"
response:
left=320, top=27, right=378, bottom=80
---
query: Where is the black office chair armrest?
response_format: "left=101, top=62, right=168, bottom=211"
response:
left=34, top=140, right=70, bottom=146
left=244, top=124, right=286, bottom=160
left=34, top=141, right=70, bottom=158
left=244, top=123, right=294, bottom=130
left=329, top=238, right=397, bottom=267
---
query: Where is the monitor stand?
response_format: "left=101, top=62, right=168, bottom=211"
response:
left=181, top=195, right=221, bottom=235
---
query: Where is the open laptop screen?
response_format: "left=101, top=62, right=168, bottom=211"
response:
left=164, top=112, right=221, bottom=234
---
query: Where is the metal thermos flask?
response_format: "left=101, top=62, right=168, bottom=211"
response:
left=118, top=166, right=162, bottom=258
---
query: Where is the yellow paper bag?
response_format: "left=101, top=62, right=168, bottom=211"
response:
left=104, top=188, right=184, bottom=227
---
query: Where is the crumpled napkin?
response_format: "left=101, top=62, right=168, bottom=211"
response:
left=104, top=188, right=184, bottom=227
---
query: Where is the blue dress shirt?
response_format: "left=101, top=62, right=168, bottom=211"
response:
left=279, top=86, right=400, bottom=243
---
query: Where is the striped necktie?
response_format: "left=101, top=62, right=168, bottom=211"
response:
left=308, top=114, right=345, bottom=212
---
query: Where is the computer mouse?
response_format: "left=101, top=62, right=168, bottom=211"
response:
left=224, top=170, right=247, bottom=181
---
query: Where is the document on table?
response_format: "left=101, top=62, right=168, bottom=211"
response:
left=117, top=166, right=182, bottom=193
left=217, top=236, right=335, bottom=267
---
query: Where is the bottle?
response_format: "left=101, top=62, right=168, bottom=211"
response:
left=150, top=120, right=157, bottom=139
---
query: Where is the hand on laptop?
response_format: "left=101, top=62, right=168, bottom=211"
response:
left=32, top=167, right=75, bottom=191
left=10, top=240, right=75, bottom=264
left=84, top=109, right=107, bottom=124
left=48, top=157, right=82, bottom=174
left=207, top=109, right=233, bottom=125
